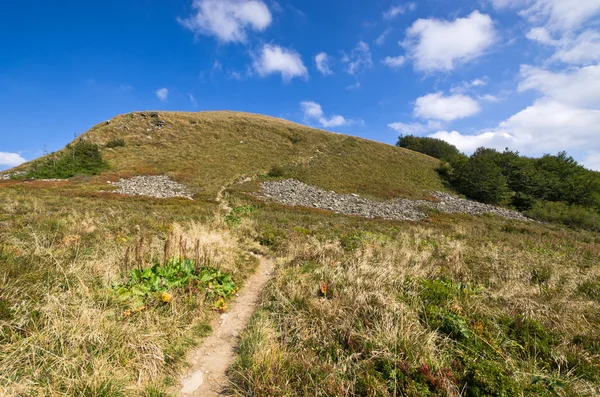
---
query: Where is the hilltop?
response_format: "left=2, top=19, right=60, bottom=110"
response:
left=10, top=111, right=446, bottom=200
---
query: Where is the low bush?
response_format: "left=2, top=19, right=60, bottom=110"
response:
left=25, top=140, right=108, bottom=179
left=524, top=201, right=600, bottom=232
left=267, top=165, right=286, bottom=178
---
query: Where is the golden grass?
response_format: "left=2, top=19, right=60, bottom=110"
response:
left=0, top=185, right=256, bottom=396
left=13, top=111, right=445, bottom=200
left=230, top=200, right=600, bottom=396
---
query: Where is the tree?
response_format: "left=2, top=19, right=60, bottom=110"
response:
left=397, top=135, right=461, bottom=162
left=451, top=148, right=510, bottom=205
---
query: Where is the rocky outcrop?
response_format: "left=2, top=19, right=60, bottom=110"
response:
left=110, top=175, right=192, bottom=199
left=261, top=179, right=529, bottom=222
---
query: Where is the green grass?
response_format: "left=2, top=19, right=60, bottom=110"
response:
left=12, top=111, right=445, bottom=200
left=2, top=111, right=599, bottom=396
left=228, top=191, right=600, bottom=397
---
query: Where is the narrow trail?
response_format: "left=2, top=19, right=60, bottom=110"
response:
left=175, top=182, right=274, bottom=396
left=176, top=255, right=274, bottom=396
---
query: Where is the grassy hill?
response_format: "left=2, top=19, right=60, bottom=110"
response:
left=0, top=112, right=599, bottom=397
left=17, top=111, right=445, bottom=200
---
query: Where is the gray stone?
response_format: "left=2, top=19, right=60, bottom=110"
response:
left=260, top=179, right=530, bottom=222
left=110, top=175, right=193, bottom=199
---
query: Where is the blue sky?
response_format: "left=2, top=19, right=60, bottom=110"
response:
left=1, top=0, right=599, bottom=171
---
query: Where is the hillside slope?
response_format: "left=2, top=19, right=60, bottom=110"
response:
left=55, top=111, right=445, bottom=200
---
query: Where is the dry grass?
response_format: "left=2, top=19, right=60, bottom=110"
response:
left=230, top=201, right=600, bottom=397
left=0, top=184, right=256, bottom=396
left=11, top=111, right=445, bottom=201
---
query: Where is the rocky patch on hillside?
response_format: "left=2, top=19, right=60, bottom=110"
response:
left=261, top=179, right=529, bottom=222
left=109, top=175, right=192, bottom=199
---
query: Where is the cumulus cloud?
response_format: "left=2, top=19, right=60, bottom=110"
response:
left=179, top=0, right=272, bottom=43
left=427, top=65, right=600, bottom=156
left=491, top=0, right=600, bottom=32
left=518, top=64, right=600, bottom=108
left=382, top=55, right=406, bottom=69
left=315, top=52, right=332, bottom=75
left=383, top=3, right=416, bottom=19
left=388, top=120, right=443, bottom=135
left=0, top=152, right=26, bottom=167
left=430, top=100, right=600, bottom=154
left=583, top=151, right=600, bottom=171
left=156, top=88, right=169, bottom=101
left=414, top=93, right=481, bottom=121
left=528, top=28, right=600, bottom=65
left=343, top=41, right=373, bottom=75
left=300, top=101, right=353, bottom=128
left=403, top=11, right=497, bottom=72
left=253, top=44, right=308, bottom=81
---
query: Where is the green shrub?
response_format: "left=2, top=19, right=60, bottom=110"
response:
left=105, top=138, right=125, bottom=148
left=26, top=141, right=108, bottom=179
left=524, top=201, right=600, bottom=232
left=451, top=149, right=510, bottom=205
left=397, top=135, right=461, bottom=162
left=268, top=165, right=285, bottom=178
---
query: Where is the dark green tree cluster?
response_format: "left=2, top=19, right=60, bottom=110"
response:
left=397, top=135, right=600, bottom=230
left=397, top=135, right=461, bottom=162
left=25, top=140, right=108, bottom=179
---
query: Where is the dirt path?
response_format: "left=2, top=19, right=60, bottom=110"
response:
left=176, top=255, right=274, bottom=396
left=175, top=184, right=274, bottom=396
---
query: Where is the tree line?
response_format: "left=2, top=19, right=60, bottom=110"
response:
left=398, top=135, right=600, bottom=231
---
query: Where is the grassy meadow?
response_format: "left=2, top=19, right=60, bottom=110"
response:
left=1, top=111, right=599, bottom=396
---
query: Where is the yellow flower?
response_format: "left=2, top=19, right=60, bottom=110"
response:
left=214, top=297, right=227, bottom=312
left=161, top=292, right=173, bottom=303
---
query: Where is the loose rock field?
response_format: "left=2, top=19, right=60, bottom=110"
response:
left=261, top=179, right=529, bottom=222
left=110, top=175, right=193, bottom=199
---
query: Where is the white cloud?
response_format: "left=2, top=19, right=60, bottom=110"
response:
left=343, top=41, right=373, bottom=75
left=300, top=101, right=352, bottom=128
left=414, top=92, right=481, bottom=121
left=583, top=151, right=600, bottom=171
left=179, top=0, right=272, bottom=43
left=383, top=3, right=416, bottom=20
left=430, top=130, right=517, bottom=153
left=156, top=88, right=169, bottom=101
left=492, top=0, right=600, bottom=32
left=375, top=28, right=393, bottom=46
left=188, top=94, right=198, bottom=106
left=382, top=55, right=406, bottom=69
left=518, top=64, right=600, bottom=107
left=403, top=11, right=497, bottom=72
left=388, top=120, right=443, bottom=135
left=430, top=100, right=600, bottom=154
left=0, top=152, right=26, bottom=167
left=315, top=52, right=333, bottom=75
left=253, top=44, right=308, bottom=81
left=528, top=28, right=600, bottom=65
left=346, top=82, right=361, bottom=90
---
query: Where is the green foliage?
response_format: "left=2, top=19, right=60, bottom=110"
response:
left=114, top=258, right=237, bottom=309
left=525, top=201, right=600, bottom=232
left=267, top=165, right=286, bottom=178
left=450, top=148, right=510, bottom=204
left=225, top=205, right=256, bottom=227
left=577, top=277, right=600, bottom=302
left=397, top=135, right=461, bottom=162
left=105, top=138, right=126, bottom=148
left=26, top=140, right=108, bottom=179
left=438, top=147, right=600, bottom=228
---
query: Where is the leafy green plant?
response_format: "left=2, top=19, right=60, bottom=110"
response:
left=114, top=258, right=238, bottom=309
